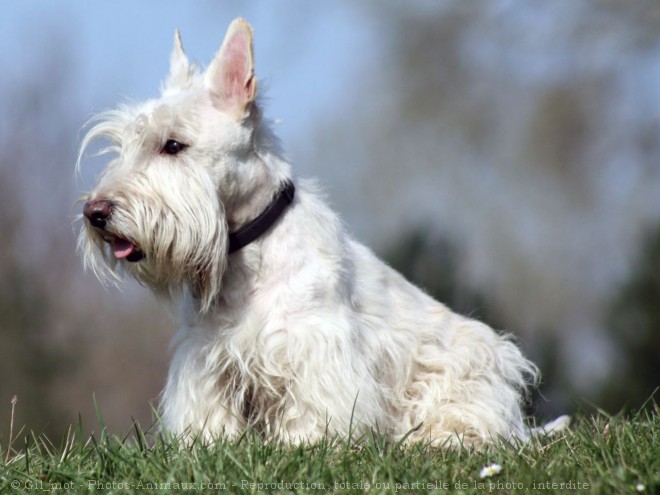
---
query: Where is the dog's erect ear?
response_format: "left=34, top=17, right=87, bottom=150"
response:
left=164, top=30, right=191, bottom=92
left=205, top=18, right=258, bottom=118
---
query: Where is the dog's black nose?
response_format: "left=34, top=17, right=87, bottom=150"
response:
left=83, top=199, right=113, bottom=229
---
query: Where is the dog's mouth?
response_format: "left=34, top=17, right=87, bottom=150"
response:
left=112, top=237, right=144, bottom=262
left=96, top=232, right=144, bottom=262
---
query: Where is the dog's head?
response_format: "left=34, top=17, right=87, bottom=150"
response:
left=77, top=19, right=289, bottom=312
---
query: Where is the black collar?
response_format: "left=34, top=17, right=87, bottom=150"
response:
left=228, top=180, right=296, bottom=254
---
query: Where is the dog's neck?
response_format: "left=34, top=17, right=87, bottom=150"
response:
left=227, top=180, right=295, bottom=253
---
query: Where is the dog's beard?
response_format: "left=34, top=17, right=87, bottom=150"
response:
left=78, top=176, right=228, bottom=313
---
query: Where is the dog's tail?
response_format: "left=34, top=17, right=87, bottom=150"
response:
left=532, top=415, right=572, bottom=436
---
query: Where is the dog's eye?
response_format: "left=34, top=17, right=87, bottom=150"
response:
left=161, top=139, right=188, bottom=155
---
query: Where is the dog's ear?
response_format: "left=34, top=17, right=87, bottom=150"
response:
left=205, top=18, right=258, bottom=119
left=163, top=30, right=192, bottom=92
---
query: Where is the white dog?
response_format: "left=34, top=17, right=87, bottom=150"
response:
left=78, top=19, right=565, bottom=447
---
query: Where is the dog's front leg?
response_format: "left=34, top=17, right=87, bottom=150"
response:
left=159, top=336, right=247, bottom=443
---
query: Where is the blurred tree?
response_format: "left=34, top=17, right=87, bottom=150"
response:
left=381, top=229, right=499, bottom=324
left=604, top=225, right=660, bottom=411
left=0, top=173, right=72, bottom=441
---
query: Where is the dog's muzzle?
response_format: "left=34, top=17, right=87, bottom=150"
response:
left=83, top=199, right=144, bottom=262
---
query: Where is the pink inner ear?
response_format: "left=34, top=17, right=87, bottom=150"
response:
left=218, top=30, right=254, bottom=105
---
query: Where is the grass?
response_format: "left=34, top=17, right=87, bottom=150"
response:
left=0, top=404, right=657, bottom=494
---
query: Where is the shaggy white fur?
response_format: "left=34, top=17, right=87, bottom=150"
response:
left=78, top=19, right=562, bottom=447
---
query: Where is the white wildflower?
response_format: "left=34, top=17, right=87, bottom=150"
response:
left=479, top=463, right=502, bottom=478
left=635, top=483, right=645, bottom=492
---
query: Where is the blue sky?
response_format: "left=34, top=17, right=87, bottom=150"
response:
left=0, top=0, right=376, bottom=154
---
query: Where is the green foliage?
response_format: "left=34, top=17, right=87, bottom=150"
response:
left=605, top=225, right=660, bottom=412
left=382, top=230, right=502, bottom=327
left=1, top=407, right=657, bottom=495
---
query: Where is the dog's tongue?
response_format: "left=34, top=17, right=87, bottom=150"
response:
left=113, top=238, right=136, bottom=259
